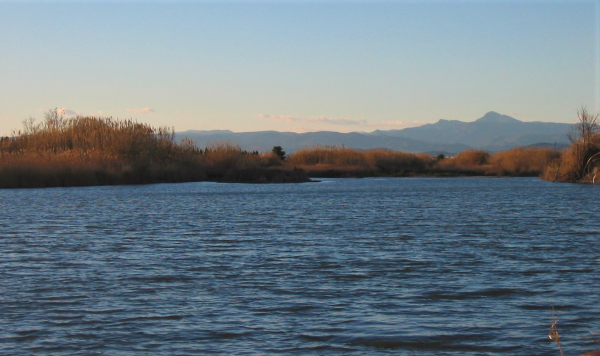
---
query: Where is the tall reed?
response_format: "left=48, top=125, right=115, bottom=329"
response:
left=549, top=308, right=600, bottom=356
left=0, top=111, right=308, bottom=188
left=542, top=134, right=600, bottom=183
left=542, top=107, right=600, bottom=183
left=435, top=149, right=490, bottom=174
left=287, top=146, right=433, bottom=177
left=488, top=147, right=560, bottom=176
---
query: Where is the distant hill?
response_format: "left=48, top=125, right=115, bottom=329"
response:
left=374, top=111, right=571, bottom=151
left=177, top=112, right=572, bottom=154
left=176, top=130, right=470, bottom=154
left=523, top=142, right=569, bottom=150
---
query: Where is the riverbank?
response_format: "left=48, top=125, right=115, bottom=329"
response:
left=0, top=113, right=311, bottom=188
left=288, top=146, right=559, bottom=179
left=0, top=111, right=585, bottom=188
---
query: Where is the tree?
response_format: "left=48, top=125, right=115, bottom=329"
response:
left=566, top=106, right=600, bottom=181
left=567, top=106, right=599, bottom=146
left=272, top=146, right=286, bottom=160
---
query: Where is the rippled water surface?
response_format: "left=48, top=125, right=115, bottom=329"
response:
left=1, top=177, right=599, bottom=355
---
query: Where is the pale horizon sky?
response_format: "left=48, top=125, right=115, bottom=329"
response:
left=0, top=0, right=598, bottom=136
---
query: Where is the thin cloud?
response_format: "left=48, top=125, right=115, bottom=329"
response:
left=367, top=120, right=424, bottom=128
left=39, top=108, right=81, bottom=116
left=257, top=113, right=424, bottom=130
left=306, top=116, right=368, bottom=125
left=289, top=126, right=314, bottom=133
left=126, top=107, right=155, bottom=114
left=88, top=110, right=104, bottom=116
left=174, top=110, right=202, bottom=115
left=56, top=108, right=78, bottom=116
left=256, top=114, right=301, bottom=123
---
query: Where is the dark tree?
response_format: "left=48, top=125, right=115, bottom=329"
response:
left=272, top=146, right=286, bottom=160
left=567, top=106, right=599, bottom=146
left=567, top=106, right=600, bottom=180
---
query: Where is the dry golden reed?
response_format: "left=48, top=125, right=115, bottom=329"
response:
left=0, top=111, right=307, bottom=188
left=287, top=146, right=432, bottom=177
left=542, top=134, right=600, bottom=183
left=285, top=145, right=562, bottom=178
left=542, top=107, right=600, bottom=183
left=549, top=307, right=600, bottom=356
left=4, top=109, right=588, bottom=187
left=435, top=149, right=490, bottom=174
left=488, top=147, right=560, bottom=177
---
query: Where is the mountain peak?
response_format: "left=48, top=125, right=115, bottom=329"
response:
left=475, top=111, right=521, bottom=124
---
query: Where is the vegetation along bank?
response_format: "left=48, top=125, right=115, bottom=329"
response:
left=0, top=108, right=598, bottom=188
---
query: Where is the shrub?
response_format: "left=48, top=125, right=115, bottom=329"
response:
left=271, top=146, right=286, bottom=161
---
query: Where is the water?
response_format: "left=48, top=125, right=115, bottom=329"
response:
left=1, top=177, right=599, bottom=355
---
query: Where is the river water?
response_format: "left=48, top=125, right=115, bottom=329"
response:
left=1, top=177, right=599, bottom=355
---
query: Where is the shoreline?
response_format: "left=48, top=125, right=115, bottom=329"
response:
left=0, top=171, right=541, bottom=190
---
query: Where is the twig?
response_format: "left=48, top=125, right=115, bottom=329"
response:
left=549, top=307, right=565, bottom=356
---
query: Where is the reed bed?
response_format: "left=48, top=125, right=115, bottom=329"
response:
left=431, top=148, right=561, bottom=177
left=3, top=109, right=590, bottom=187
left=286, top=146, right=563, bottom=178
left=0, top=112, right=308, bottom=188
left=542, top=134, right=600, bottom=183
left=487, top=148, right=560, bottom=177
left=288, top=146, right=370, bottom=166
left=287, top=146, right=434, bottom=177
left=542, top=107, right=600, bottom=183
left=435, top=149, right=490, bottom=174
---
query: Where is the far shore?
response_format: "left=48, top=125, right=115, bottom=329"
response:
left=2, top=111, right=598, bottom=188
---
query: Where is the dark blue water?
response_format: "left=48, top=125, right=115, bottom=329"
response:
left=1, top=177, right=599, bottom=355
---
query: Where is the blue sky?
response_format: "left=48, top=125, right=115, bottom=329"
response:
left=0, top=0, right=598, bottom=135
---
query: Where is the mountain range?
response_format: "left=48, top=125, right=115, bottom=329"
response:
left=177, top=111, right=572, bottom=155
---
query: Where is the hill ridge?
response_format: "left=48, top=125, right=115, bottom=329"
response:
left=177, top=112, right=572, bottom=154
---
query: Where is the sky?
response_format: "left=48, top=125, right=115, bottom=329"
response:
left=0, top=0, right=598, bottom=136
